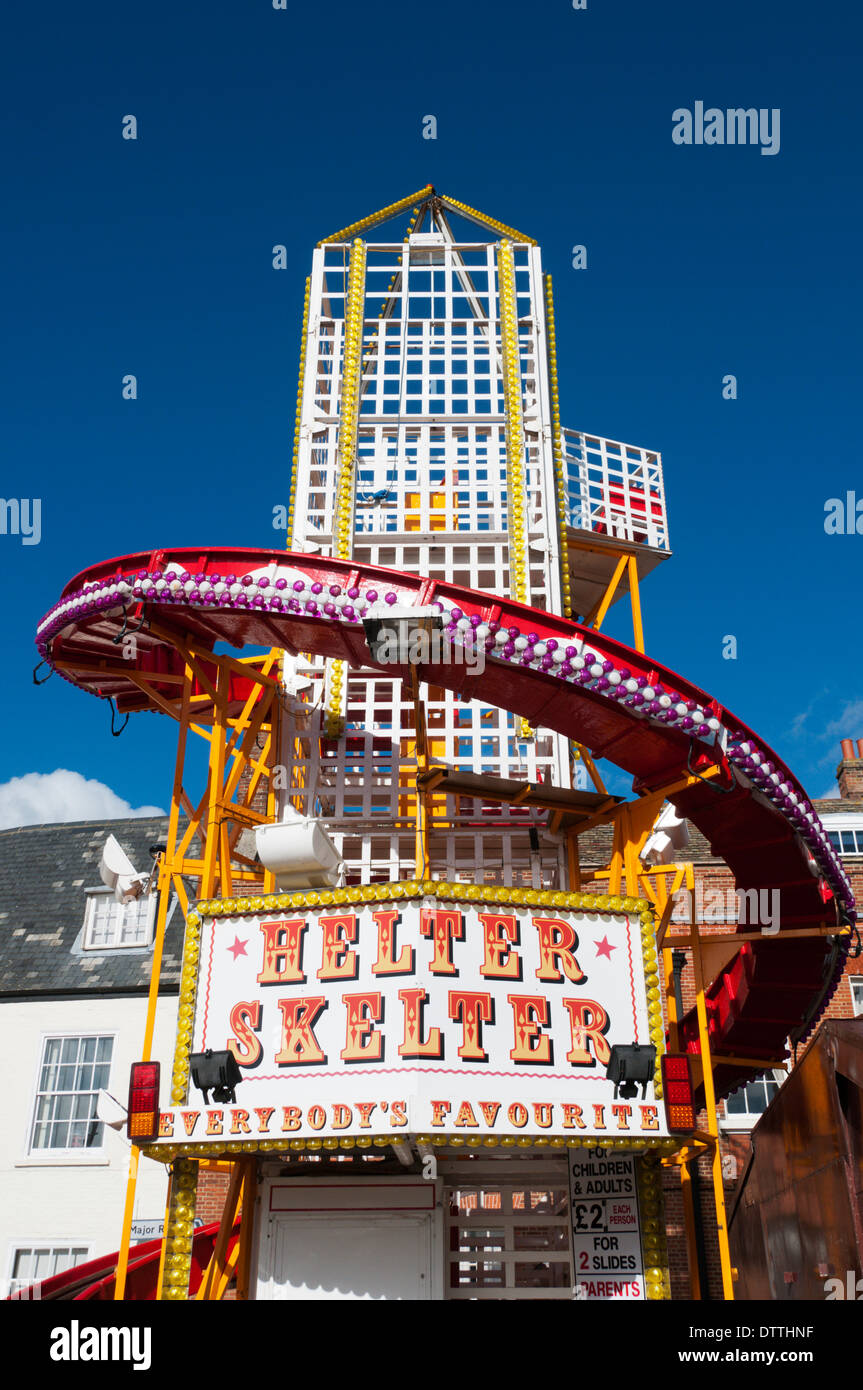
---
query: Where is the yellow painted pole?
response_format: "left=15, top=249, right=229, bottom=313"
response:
left=587, top=554, right=627, bottom=633
left=688, top=872, right=735, bottom=1300
left=115, top=676, right=194, bottom=1300
left=410, top=665, right=430, bottom=880
left=234, top=1158, right=257, bottom=1301
left=627, top=554, right=645, bottom=653
left=679, top=1160, right=702, bottom=1300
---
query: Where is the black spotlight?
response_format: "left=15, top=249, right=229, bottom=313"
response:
left=605, top=1043, right=656, bottom=1100
left=190, top=1049, right=243, bottom=1104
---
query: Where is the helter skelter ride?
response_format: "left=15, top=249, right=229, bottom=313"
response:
left=34, top=186, right=855, bottom=1303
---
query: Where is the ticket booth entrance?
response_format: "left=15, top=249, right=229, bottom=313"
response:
left=256, top=1160, right=588, bottom=1300
left=257, top=1176, right=441, bottom=1300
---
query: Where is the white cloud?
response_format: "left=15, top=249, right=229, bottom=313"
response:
left=815, top=786, right=841, bottom=801
left=0, top=770, right=164, bottom=830
left=823, top=700, right=863, bottom=741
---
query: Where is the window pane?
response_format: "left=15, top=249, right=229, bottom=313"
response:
left=514, top=1226, right=569, bottom=1251
left=515, top=1261, right=571, bottom=1288
left=455, top=1229, right=505, bottom=1253
left=68, top=1122, right=89, bottom=1149
left=31, top=1037, right=113, bottom=1151
left=12, top=1250, right=34, bottom=1280
left=72, top=1093, right=94, bottom=1120
left=12, top=1246, right=88, bottom=1288
left=840, top=831, right=856, bottom=853
left=450, top=1260, right=505, bottom=1288
left=32, top=1249, right=54, bottom=1280
left=49, top=1120, right=69, bottom=1147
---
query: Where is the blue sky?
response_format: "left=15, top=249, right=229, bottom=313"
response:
left=1, top=0, right=861, bottom=821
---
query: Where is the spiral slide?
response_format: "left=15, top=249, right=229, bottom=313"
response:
left=36, top=546, right=855, bottom=1105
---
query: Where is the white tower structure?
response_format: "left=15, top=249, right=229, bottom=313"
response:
left=282, top=186, right=669, bottom=892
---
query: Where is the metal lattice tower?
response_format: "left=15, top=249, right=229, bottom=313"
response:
left=282, top=187, right=670, bottom=888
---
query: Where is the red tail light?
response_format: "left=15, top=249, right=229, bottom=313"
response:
left=661, top=1053, right=696, bottom=1133
left=127, top=1061, right=161, bottom=1142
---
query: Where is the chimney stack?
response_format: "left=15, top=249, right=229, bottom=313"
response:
left=837, top=738, right=863, bottom=800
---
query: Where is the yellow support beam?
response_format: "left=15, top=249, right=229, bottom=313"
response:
left=686, top=868, right=735, bottom=1300
left=318, top=184, right=434, bottom=245
left=440, top=193, right=537, bottom=245
left=498, top=240, right=533, bottom=742
left=112, top=643, right=283, bottom=1300
left=544, top=274, right=573, bottom=620
left=326, top=237, right=367, bottom=738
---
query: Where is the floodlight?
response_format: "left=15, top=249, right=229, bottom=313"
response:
left=605, top=1042, right=656, bottom=1100
left=255, top=806, right=344, bottom=890
left=190, top=1049, right=243, bottom=1105
left=641, top=805, right=689, bottom=865
left=362, top=604, right=442, bottom=666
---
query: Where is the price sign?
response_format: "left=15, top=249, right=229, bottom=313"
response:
left=568, top=1148, right=645, bottom=1300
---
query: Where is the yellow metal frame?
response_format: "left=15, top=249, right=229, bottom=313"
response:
left=317, top=185, right=434, bottom=245
left=575, top=541, right=646, bottom=653
left=112, top=644, right=283, bottom=1300
left=437, top=192, right=537, bottom=246
left=195, top=1156, right=256, bottom=1301
left=325, top=237, right=366, bottom=738
left=497, top=240, right=533, bottom=741
left=544, top=273, right=573, bottom=621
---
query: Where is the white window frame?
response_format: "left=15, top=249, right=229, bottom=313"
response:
left=820, top=812, right=863, bottom=859
left=4, top=1240, right=92, bottom=1299
left=442, top=1161, right=574, bottom=1300
left=82, top=887, right=156, bottom=951
left=721, top=1067, right=788, bottom=1131
left=25, top=1031, right=116, bottom=1158
left=850, top=976, right=863, bottom=1018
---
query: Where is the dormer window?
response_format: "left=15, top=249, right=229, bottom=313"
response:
left=83, top=889, right=155, bottom=950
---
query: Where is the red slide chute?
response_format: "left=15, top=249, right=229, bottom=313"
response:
left=36, top=546, right=854, bottom=1107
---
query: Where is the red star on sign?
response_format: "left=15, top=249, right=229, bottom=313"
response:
left=594, top=935, right=617, bottom=960
left=227, top=936, right=248, bottom=960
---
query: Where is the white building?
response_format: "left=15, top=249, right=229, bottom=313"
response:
left=0, top=816, right=178, bottom=1295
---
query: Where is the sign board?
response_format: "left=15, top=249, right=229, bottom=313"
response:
left=130, top=1219, right=204, bottom=1244
left=157, top=887, right=666, bottom=1146
left=569, top=1149, right=645, bottom=1300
